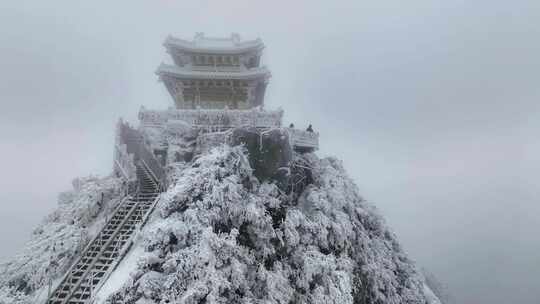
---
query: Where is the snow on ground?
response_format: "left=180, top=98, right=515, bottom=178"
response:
left=0, top=175, right=124, bottom=304
left=95, top=195, right=169, bottom=304
left=0, top=141, right=444, bottom=304
left=94, top=244, right=146, bottom=303
left=423, top=283, right=442, bottom=304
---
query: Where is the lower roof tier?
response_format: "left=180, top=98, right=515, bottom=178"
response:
left=156, top=63, right=270, bottom=80
left=159, top=69, right=269, bottom=109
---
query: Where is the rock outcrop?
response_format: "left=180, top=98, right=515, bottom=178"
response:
left=103, top=145, right=441, bottom=304
left=230, top=127, right=292, bottom=188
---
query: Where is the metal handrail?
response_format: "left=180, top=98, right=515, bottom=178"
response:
left=140, top=158, right=162, bottom=190
left=114, top=158, right=131, bottom=182
left=115, top=119, right=167, bottom=190
left=91, top=190, right=161, bottom=303
left=46, top=195, right=132, bottom=303
left=58, top=199, right=141, bottom=304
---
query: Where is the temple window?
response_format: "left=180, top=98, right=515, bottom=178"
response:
left=247, top=57, right=256, bottom=68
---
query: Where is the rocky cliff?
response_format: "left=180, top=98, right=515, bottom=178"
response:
left=102, top=137, right=441, bottom=304
left=0, top=128, right=443, bottom=304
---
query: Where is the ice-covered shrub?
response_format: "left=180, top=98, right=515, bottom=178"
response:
left=107, top=146, right=440, bottom=304
left=0, top=176, right=123, bottom=303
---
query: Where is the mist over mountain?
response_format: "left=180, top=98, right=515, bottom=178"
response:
left=0, top=140, right=444, bottom=304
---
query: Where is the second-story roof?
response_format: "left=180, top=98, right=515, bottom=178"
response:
left=156, top=63, right=271, bottom=81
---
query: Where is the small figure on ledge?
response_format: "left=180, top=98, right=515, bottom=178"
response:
left=289, top=123, right=295, bottom=128
left=306, top=124, right=314, bottom=132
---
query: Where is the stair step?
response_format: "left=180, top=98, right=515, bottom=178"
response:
left=47, top=163, right=162, bottom=303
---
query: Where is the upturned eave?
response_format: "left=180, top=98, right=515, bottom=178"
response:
left=164, top=35, right=265, bottom=55
left=156, top=63, right=271, bottom=81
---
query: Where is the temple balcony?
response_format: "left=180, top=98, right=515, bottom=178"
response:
left=139, top=106, right=283, bottom=130
left=138, top=107, right=319, bottom=152
left=287, top=128, right=319, bottom=151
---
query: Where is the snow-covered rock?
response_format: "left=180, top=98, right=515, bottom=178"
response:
left=0, top=176, right=124, bottom=304
left=104, top=145, right=441, bottom=304
left=0, top=132, right=444, bottom=304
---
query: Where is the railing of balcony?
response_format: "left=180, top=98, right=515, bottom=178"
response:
left=287, top=128, right=319, bottom=150
left=139, top=107, right=283, bottom=130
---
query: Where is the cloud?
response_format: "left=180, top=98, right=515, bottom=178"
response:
left=0, top=1, right=539, bottom=303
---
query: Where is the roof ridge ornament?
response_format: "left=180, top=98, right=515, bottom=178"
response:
left=231, top=33, right=241, bottom=44
left=194, top=32, right=205, bottom=42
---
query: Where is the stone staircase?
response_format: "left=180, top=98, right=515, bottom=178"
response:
left=46, top=163, right=161, bottom=304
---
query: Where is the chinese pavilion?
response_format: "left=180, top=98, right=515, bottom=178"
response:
left=48, top=33, right=320, bottom=304
left=157, top=33, right=271, bottom=110
left=114, top=33, right=319, bottom=185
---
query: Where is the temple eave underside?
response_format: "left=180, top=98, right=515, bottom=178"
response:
left=161, top=76, right=267, bottom=109
left=156, top=64, right=270, bottom=80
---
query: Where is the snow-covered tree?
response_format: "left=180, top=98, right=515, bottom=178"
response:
left=106, top=145, right=441, bottom=304
left=0, top=176, right=123, bottom=304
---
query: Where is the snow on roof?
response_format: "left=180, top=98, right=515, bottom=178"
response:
left=156, top=63, right=271, bottom=80
left=164, top=33, right=264, bottom=54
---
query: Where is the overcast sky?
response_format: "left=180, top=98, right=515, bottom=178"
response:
left=1, top=0, right=539, bottom=303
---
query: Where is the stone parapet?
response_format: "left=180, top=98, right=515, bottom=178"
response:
left=139, top=106, right=283, bottom=130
